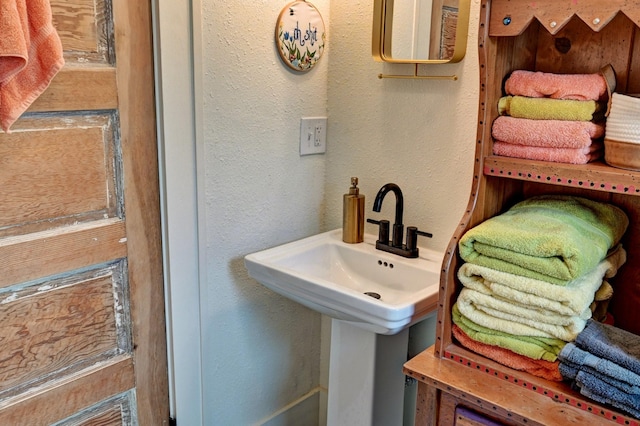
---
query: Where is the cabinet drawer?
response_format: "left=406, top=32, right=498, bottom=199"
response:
left=455, top=406, right=506, bottom=426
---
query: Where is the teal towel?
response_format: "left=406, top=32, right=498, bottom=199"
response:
left=459, top=195, right=628, bottom=285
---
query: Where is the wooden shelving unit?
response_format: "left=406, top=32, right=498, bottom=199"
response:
left=404, top=0, right=640, bottom=424
left=484, top=157, right=640, bottom=196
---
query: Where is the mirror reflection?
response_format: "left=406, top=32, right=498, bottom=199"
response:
left=373, top=0, right=470, bottom=64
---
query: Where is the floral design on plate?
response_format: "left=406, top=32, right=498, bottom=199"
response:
left=276, top=1, right=326, bottom=72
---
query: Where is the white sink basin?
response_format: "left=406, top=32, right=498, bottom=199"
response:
left=244, top=229, right=442, bottom=334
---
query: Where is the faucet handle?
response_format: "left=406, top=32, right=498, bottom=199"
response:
left=415, top=229, right=433, bottom=239
left=406, top=226, right=433, bottom=252
left=367, top=218, right=390, bottom=244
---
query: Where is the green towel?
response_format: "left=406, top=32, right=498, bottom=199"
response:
left=498, top=96, right=606, bottom=121
left=459, top=195, right=628, bottom=285
left=453, top=304, right=565, bottom=362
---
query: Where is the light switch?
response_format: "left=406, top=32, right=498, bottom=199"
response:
left=300, top=117, right=327, bottom=155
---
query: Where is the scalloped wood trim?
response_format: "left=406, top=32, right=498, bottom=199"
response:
left=490, top=0, right=640, bottom=36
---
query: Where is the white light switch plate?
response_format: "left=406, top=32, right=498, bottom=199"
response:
left=300, top=117, right=327, bottom=155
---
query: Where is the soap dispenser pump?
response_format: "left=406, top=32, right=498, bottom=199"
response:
left=343, top=177, right=365, bottom=243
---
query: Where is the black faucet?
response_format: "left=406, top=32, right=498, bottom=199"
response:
left=373, top=183, right=405, bottom=247
left=367, top=183, right=432, bottom=258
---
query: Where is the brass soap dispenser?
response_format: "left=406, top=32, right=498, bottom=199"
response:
left=343, top=177, right=365, bottom=243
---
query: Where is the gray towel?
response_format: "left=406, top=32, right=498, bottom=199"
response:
left=560, top=359, right=638, bottom=394
left=559, top=343, right=640, bottom=394
left=576, top=320, right=640, bottom=376
left=573, top=370, right=640, bottom=419
left=558, top=361, right=579, bottom=382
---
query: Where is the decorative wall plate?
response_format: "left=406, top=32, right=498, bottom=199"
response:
left=275, top=1, right=326, bottom=72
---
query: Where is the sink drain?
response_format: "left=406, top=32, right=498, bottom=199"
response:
left=364, top=292, right=381, bottom=299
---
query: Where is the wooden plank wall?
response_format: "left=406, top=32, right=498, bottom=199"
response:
left=0, top=0, right=148, bottom=424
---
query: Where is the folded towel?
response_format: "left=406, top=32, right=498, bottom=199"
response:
left=459, top=195, right=629, bottom=285
left=575, top=320, right=640, bottom=377
left=457, top=246, right=626, bottom=318
left=491, top=116, right=605, bottom=148
left=560, top=360, right=639, bottom=396
left=456, top=293, right=557, bottom=339
left=453, top=304, right=565, bottom=361
left=492, top=140, right=602, bottom=164
left=590, top=281, right=614, bottom=323
left=563, top=367, right=640, bottom=419
left=453, top=324, right=563, bottom=381
left=457, top=288, right=586, bottom=341
left=463, top=278, right=593, bottom=324
left=594, top=280, right=615, bottom=302
left=559, top=343, right=640, bottom=394
left=0, top=0, right=65, bottom=132
left=498, top=96, right=605, bottom=121
left=504, top=70, right=608, bottom=101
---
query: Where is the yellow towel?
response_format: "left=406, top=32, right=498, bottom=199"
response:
left=498, top=96, right=605, bottom=122
left=0, top=0, right=65, bottom=132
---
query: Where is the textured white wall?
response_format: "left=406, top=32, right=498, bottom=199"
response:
left=162, top=0, right=481, bottom=424
left=325, top=1, right=480, bottom=252
left=198, top=1, right=330, bottom=424
left=323, top=1, right=480, bottom=422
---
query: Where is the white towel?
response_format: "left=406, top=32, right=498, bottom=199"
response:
left=457, top=246, right=626, bottom=317
left=456, top=287, right=586, bottom=341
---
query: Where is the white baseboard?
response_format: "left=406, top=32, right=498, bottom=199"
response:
left=259, top=387, right=325, bottom=426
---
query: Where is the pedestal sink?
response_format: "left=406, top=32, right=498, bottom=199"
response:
left=244, top=229, right=442, bottom=425
left=244, top=229, right=441, bottom=334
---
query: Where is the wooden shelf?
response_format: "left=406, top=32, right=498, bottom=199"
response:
left=484, top=156, right=640, bottom=196
left=443, top=343, right=640, bottom=425
left=427, top=1, right=640, bottom=425
left=405, top=345, right=640, bottom=426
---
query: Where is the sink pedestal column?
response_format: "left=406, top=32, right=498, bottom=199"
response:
left=327, top=319, right=409, bottom=426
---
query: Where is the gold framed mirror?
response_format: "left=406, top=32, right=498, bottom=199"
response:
left=372, top=0, right=471, bottom=64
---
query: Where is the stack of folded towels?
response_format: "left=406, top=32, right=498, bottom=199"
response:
left=452, top=195, right=628, bottom=382
left=559, top=320, right=640, bottom=418
left=491, top=70, right=608, bottom=164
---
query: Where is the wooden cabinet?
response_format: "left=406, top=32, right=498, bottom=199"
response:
left=405, top=1, right=640, bottom=425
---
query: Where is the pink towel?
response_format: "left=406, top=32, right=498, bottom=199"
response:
left=493, top=140, right=603, bottom=164
left=453, top=325, right=563, bottom=381
left=492, top=116, right=605, bottom=148
left=505, top=70, right=607, bottom=101
left=0, top=0, right=64, bottom=132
